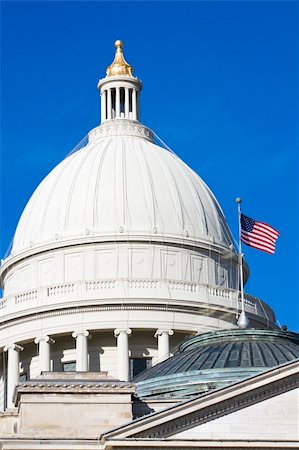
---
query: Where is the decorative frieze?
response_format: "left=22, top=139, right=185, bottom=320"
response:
left=88, top=120, right=154, bottom=143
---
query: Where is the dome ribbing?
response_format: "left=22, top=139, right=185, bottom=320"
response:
left=11, top=125, right=234, bottom=255
left=135, top=329, right=299, bottom=399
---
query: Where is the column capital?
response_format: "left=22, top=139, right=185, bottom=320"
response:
left=4, top=343, right=24, bottom=352
left=72, top=330, right=90, bottom=339
left=114, top=328, right=132, bottom=338
left=34, top=336, right=55, bottom=345
left=154, top=329, right=174, bottom=338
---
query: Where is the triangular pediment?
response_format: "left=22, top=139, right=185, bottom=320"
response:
left=100, top=360, right=299, bottom=446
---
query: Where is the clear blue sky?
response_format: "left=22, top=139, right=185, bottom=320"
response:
left=1, top=1, right=298, bottom=331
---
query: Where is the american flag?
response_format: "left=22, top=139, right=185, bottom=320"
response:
left=241, top=214, right=279, bottom=254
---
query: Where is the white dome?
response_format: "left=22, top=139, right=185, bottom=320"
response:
left=12, top=121, right=233, bottom=255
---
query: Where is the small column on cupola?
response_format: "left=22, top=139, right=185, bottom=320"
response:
left=97, top=40, right=142, bottom=123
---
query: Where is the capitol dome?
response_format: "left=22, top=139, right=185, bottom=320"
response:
left=12, top=120, right=233, bottom=255
left=0, top=41, right=278, bottom=413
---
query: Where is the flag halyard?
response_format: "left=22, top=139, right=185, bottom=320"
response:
left=240, top=214, right=279, bottom=254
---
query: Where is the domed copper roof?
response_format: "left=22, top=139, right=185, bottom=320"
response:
left=135, top=329, right=299, bottom=399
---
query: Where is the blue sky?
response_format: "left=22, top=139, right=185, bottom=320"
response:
left=1, top=1, right=298, bottom=331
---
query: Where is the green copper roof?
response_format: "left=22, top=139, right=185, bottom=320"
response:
left=135, top=328, right=299, bottom=399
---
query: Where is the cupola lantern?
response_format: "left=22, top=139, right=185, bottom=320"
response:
left=97, top=40, right=142, bottom=123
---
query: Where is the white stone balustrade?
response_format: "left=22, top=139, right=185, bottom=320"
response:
left=0, top=280, right=274, bottom=326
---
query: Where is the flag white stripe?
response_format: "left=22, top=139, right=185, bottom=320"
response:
left=240, top=214, right=279, bottom=254
left=241, top=234, right=275, bottom=252
left=245, top=243, right=274, bottom=254
left=241, top=236, right=275, bottom=254
left=257, top=221, right=279, bottom=235
left=251, top=227, right=277, bottom=243
left=241, top=230, right=276, bottom=249
left=254, top=223, right=279, bottom=239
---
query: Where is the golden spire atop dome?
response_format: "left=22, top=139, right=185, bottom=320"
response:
left=106, top=40, right=134, bottom=77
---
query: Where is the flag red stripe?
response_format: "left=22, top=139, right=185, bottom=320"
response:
left=252, top=226, right=277, bottom=243
left=241, top=233, right=275, bottom=248
left=242, top=239, right=275, bottom=253
left=241, top=231, right=276, bottom=250
left=241, top=237, right=275, bottom=254
left=244, top=243, right=274, bottom=255
left=256, top=220, right=280, bottom=236
left=241, top=231, right=275, bottom=248
left=254, top=222, right=279, bottom=240
left=240, top=214, right=279, bottom=254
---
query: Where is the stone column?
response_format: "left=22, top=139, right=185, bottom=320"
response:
left=107, top=89, right=112, bottom=119
left=72, top=331, right=90, bottom=371
left=34, top=336, right=55, bottom=373
left=101, top=90, right=106, bottom=122
left=137, top=91, right=140, bottom=121
left=116, top=87, right=120, bottom=118
left=132, top=89, right=137, bottom=120
left=125, top=88, right=129, bottom=118
left=154, top=329, right=174, bottom=363
left=114, top=329, right=132, bottom=381
left=4, top=344, right=24, bottom=409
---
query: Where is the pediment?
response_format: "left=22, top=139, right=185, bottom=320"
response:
left=100, top=360, right=299, bottom=445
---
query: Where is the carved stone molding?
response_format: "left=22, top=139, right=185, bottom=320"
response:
left=34, top=336, right=55, bottom=345
left=4, top=343, right=24, bottom=352
left=154, top=329, right=174, bottom=338
left=88, top=120, right=154, bottom=143
left=14, top=381, right=135, bottom=405
left=0, top=303, right=236, bottom=333
left=72, top=330, right=90, bottom=339
left=114, top=328, right=132, bottom=338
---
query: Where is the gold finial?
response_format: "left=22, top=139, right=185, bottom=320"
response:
left=106, top=40, right=134, bottom=77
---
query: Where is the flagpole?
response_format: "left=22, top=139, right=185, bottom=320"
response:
left=235, top=197, right=249, bottom=329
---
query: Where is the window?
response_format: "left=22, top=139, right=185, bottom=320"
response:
left=130, top=358, right=152, bottom=379
left=62, top=361, right=76, bottom=372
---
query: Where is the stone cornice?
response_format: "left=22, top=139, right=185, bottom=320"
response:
left=0, top=302, right=239, bottom=334
left=102, top=440, right=299, bottom=449
left=1, top=439, right=298, bottom=449
left=14, top=381, right=135, bottom=404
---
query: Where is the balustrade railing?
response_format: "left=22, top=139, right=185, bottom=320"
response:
left=169, top=280, right=196, bottom=292
left=208, top=285, right=232, bottom=299
left=86, top=280, right=116, bottom=290
left=0, top=278, right=275, bottom=323
left=48, top=284, right=75, bottom=296
left=15, top=290, right=38, bottom=303
left=128, top=279, right=158, bottom=289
